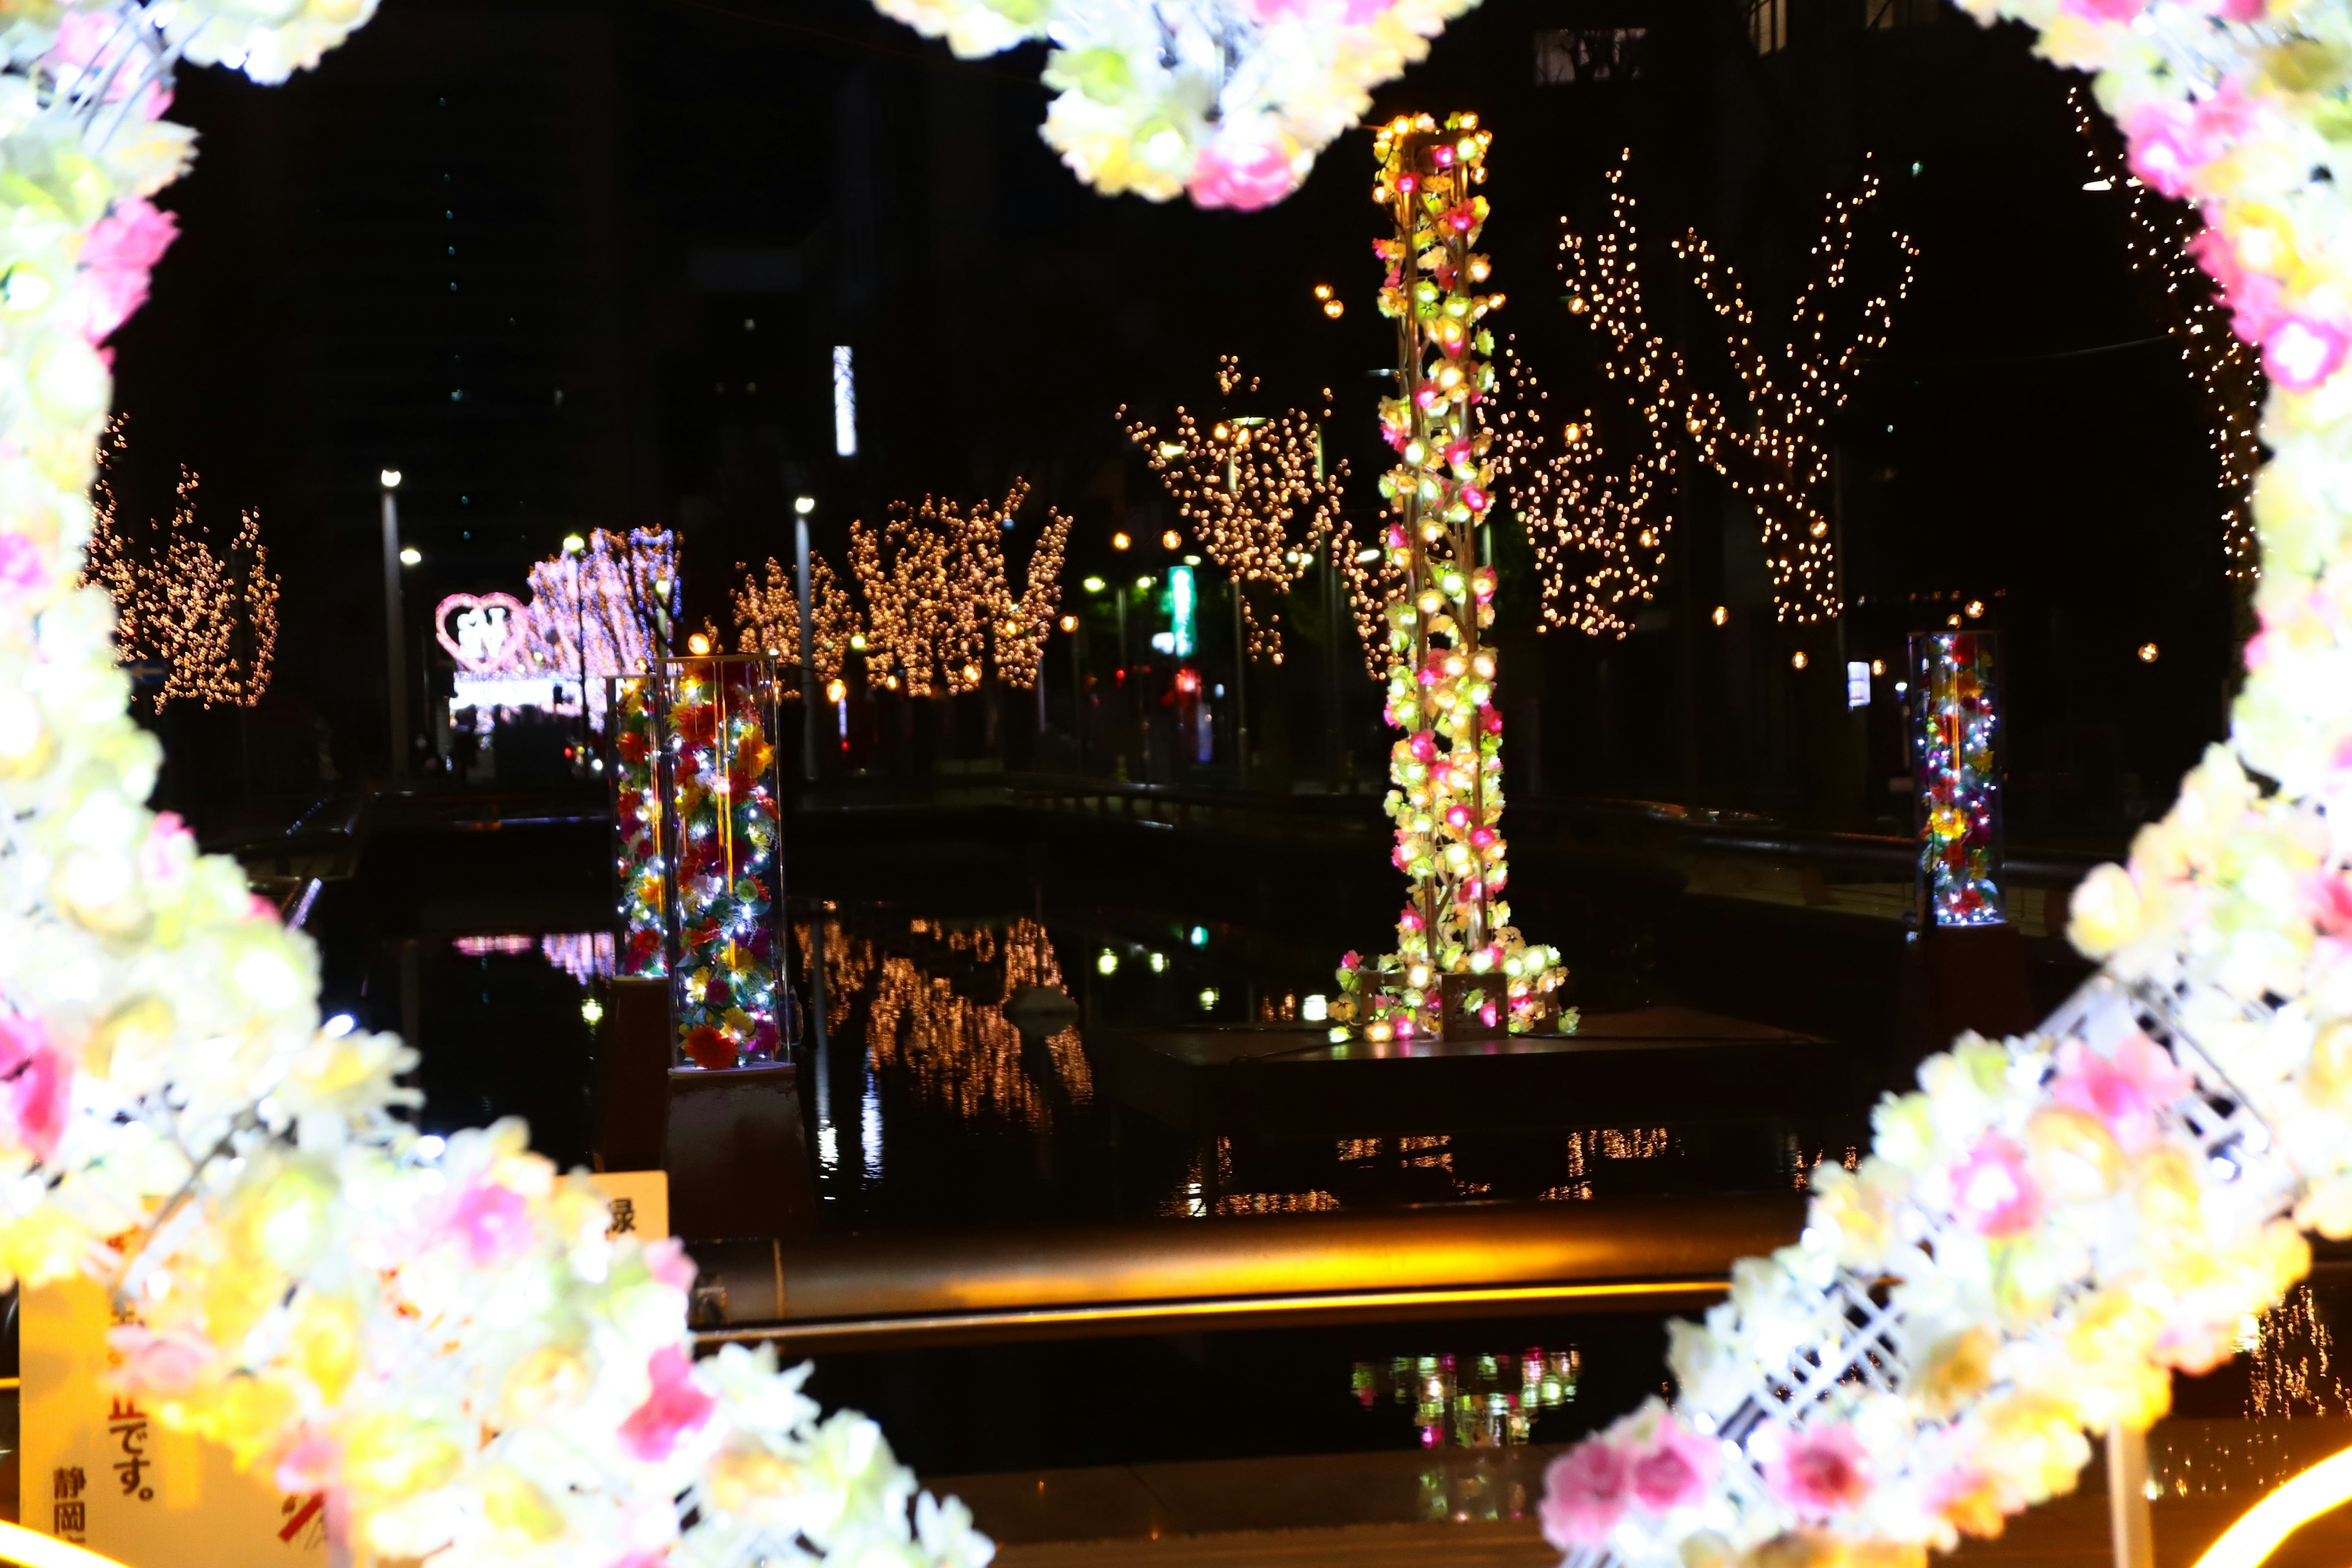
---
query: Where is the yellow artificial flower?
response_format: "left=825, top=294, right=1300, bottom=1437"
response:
left=1914, top=1327, right=2000, bottom=1419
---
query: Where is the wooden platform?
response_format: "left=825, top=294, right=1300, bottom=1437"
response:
left=1102, top=1005, right=1856, bottom=1136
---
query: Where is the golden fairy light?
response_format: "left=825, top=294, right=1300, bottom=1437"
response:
left=730, top=554, right=862, bottom=693
left=1493, top=336, right=1678, bottom=638
left=1559, top=152, right=1914, bottom=624
left=81, top=421, right=279, bottom=710
left=847, top=481, right=1071, bottom=697
left=2069, top=84, right=2263, bottom=579
left=1123, top=355, right=1351, bottom=664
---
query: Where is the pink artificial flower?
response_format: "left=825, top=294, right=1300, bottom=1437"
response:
left=1629, top=1423, right=1719, bottom=1512
left=274, top=1428, right=342, bottom=1494
left=440, top=1178, right=532, bottom=1267
left=1759, top=1423, right=1872, bottom=1518
left=108, top=1325, right=211, bottom=1394
left=0, top=1014, right=70, bottom=1161
left=2266, top=314, right=2352, bottom=392
left=139, top=812, right=193, bottom=886
left=644, top=1236, right=698, bottom=1292
left=2049, top=1031, right=2193, bottom=1152
left=1188, top=141, right=1300, bottom=212
left=1540, top=1436, right=1632, bottom=1548
left=0, top=533, right=44, bottom=600
left=1950, top=1131, right=2042, bottom=1238
left=2125, top=85, right=2253, bottom=200
left=77, top=196, right=179, bottom=342
left=45, top=12, right=172, bottom=118
left=616, top=1346, right=716, bottom=1463
left=1463, top=486, right=1491, bottom=512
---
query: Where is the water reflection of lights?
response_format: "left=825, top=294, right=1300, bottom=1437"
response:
left=1784, top=1136, right=1860, bottom=1189
left=1354, top=1349, right=1580, bottom=1449
left=1542, top=1128, right=1675, bottom=1201
left=1164, top=1136, right=1339, bottom=1217
left=447, top=932, right=616, bottom=986
left=799, top=917, right=1093, bottom=1133
left=541, top=931, right=616, bottom=983
left=453, top=935, right=534, bottom=957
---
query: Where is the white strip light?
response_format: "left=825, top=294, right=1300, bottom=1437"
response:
left=832, top=345, right=858, bottom=458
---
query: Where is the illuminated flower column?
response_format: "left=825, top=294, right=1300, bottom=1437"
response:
left=1333, top=113, right=1569, bottom=1044
left=1912, top=631, right=2005, bottom=926
left=608, top=674, right=669, bottom=978
left=661, top=654, right=790, bottom=1069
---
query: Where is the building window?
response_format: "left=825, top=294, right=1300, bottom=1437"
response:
left=1532, top=27, right=1647, bottom=83
left=1867, top=0, right=1940, bottom=28
left=1746, top=0, right=1787, bottom=53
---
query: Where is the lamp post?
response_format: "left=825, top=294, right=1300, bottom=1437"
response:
left=793, top=495, right=819, bottom=784
left=379, top=469, right=408, bottom=779
left=563, top=532, right=588, bottom=752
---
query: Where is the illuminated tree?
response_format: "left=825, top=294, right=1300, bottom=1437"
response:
left=2070, top=83, right=2263, bottom=579
left=519, top=527, right=680, bottom=726
left=1493, top=337, right=1678, bottom=638
left=1124, top=355, right=1350, bottom=663
left=848, top=480, right=1070, bottom=696
left=81, top=426, right=279, bottom=710
left=731, top=554, right=862, bottom=693
left=1558, top=153, right=1914, bottom=624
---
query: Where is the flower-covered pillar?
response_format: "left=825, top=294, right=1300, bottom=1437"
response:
left=659, top=654, right=791, bottom=1069
left=1911, top=631, right=2005, bottom=927
left=1334, top=113, right=1569, bottom=1044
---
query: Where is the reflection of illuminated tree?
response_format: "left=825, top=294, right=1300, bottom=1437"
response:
left=848, top=481, right=1071, bottom=696
left=801, top=916, right=1091, bottom=1128
left=1125, top=355, right=1350, bottom=663
left=82, top=423, right=279, bottom=710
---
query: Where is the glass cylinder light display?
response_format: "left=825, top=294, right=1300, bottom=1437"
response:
left=1910, top=630, right=2004, bottom=926
left=659, top=654, right=789, bottom=1070
left=606, top=673, right=668, bottom=978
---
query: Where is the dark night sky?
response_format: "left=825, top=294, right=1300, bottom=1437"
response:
left=99, top=0, right=2233, bottom=820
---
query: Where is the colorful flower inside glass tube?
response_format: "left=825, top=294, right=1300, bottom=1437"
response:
left=666, top=657, right=785, bottom=1068
left=611, top=674, right=667, bottom=978
left=1914, top=631, right=2004, bottom=927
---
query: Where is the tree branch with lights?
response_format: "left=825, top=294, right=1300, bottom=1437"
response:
left=1124, top=355, right=1351, bottom=664
left=2069, top=82, right=2263, bottom=580
left=731, top=554, right=862, bottom=693
left=1558, top=153, right=1914, bottom=624
left=1493, top=337, right=1679, bottom=639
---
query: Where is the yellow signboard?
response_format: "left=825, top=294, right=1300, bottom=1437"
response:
left=20, top=1278, right=326, bottom=1567
left=18, top=1173, right=667, bottom=1562
left=589, top=1169, right=668, bottom=1242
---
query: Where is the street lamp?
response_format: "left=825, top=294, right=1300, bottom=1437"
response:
left=564, top=532, right=588, bottom=748
left=398, top=546, right=421, bottom=566
left=379, top=468, right=409, bottom=778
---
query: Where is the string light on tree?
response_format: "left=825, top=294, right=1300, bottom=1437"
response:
left=519, top=527, right=682, bottom=728
left=1558, top=152, right=1914, bottom=624
left=1124, top=355, right=1351, bottom=663
left=731, top=554, right=861, bottom=693
left=1492, top=337, right=1677, bottom=639
left=848, top=481, right=1071, bottom=696
left=2069, top=83, right=2263, bottom=579
left=81, top=423, right=279, bottom=710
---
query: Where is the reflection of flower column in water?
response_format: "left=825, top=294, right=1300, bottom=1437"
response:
left=1912, top=631, right=2004, bottom=926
